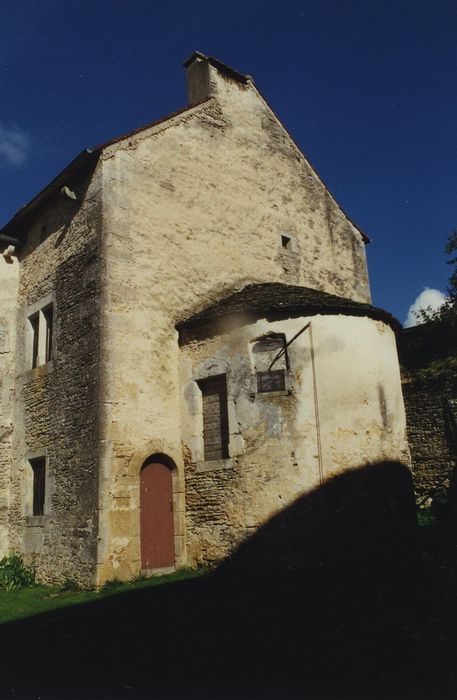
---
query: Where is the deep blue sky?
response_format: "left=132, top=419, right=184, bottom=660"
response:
left=1, top=0, right=456, bottom=323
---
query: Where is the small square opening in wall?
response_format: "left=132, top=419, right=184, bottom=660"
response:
left=29, top=457, right=46, bottom=516
left=281, top=235, right=292, bottom=251
left=257, top=369, right=286, bottom=393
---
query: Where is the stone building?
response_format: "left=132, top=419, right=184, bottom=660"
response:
left=0, top=53, right=409, bottom=586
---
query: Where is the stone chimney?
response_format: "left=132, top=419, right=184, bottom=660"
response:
left=183, top=51, right=251, bottom=106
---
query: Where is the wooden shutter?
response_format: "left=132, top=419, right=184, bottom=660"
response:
left=252, top=336, right=284, bottom=353
left=200, top=376, right=229, bottom=461
left=256, top=370, right=286, bottom=393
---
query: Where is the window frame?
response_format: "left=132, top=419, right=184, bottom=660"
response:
left=281, top=234, right=292, bottom=250
left=26, top=296, right=56, bottom=371
left=197, top=374, right=230, bottom=462
left=42, top=303, right=54, bottom=363
left=30, top=457, right=46, bottom=516
left=29, top=312, right=40, bottom=369
left=277, top=232, right=297, bottom=254
left=27, top=455, right=48, bottom=518
left=256, top=369, right=286, bottom=393
left=251, top=333, right=290, bottom=394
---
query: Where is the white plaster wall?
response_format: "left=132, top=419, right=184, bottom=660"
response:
left=179, top=314, right=409, bottom=566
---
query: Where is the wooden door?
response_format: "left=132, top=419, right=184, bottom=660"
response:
left=140, top=461, right=175, bottom=570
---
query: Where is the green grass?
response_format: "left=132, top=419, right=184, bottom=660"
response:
left=0, top=568, right=205, bottom=624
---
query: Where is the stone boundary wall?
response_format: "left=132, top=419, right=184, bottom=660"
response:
left=402, top=374, right=457, bottom=510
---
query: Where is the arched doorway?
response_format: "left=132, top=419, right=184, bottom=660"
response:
left=140, top=457, right=175, bottom=570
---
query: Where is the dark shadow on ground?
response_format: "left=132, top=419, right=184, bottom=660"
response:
left=1, top=460, right=456, bottom=700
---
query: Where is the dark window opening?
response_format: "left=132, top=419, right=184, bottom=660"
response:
left=30, top=457, right=46, bottom=516
left=252, top=333, right=289, bottom=371
left=281, top=235, right=292, bottom=251
left=28, top=303, right=54, bottom=368
left=29, top=313, right=39, bottom=369
left=257, top=370, right=286, bottom=393
left=252, top=335, right=284, bottom=353
left=43, top=304, right=53, bottom=363
left=198, top=375, right=229, bottom=461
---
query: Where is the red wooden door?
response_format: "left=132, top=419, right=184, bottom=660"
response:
left=140, top=462, right=175, bottom=570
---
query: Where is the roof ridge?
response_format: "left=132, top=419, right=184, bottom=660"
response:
left=92, top=98, right=211, bottom=152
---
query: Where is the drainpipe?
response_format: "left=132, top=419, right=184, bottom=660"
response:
left=309, top=323, right=324, bottom=485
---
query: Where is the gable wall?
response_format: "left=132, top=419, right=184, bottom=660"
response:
left=98, top=72, right=371, bottom=581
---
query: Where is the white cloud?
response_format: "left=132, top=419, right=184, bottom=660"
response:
left=404, top=287, right=446, bottom=327
left=0, top=122, right=29, bottom=166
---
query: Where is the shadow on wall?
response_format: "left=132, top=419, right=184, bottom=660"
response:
left=2, top=460, right=456, bottom=700
left=445, top=398, right=457, bottom=517
left=218, top=460, right=416, bottom=574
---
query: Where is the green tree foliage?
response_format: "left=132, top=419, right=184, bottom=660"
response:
left=399, top=230, right=457, bottom=369
left=445, top=228, right=457, bottom=303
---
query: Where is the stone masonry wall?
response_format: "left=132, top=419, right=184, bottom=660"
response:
left=0, top=254, right=19, bottom=555
left=402, top=374, right=457, bottom=510
left=97, top=61, right=372, bottom=583
left=9, top=161, right=103, bottom=586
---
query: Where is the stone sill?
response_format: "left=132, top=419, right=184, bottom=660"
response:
left=26, top=515, right=46, bottom=527
left=278, top=250, right=298, bottom=259
left=196, top=458, right=235, bottom=473
left=23, top=361, right=54, bottom=383
left=251, top=390, right=291, bottom=399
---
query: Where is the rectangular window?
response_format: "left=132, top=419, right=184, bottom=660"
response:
left=43, top=304, right=53, bottom=363
left=29, top=313, right=39, bottom=369
left=252, top=336, right=284, bottom=354
left=257, top=370, right=286, bottom=393
left=251, top=333, right=289, bottom=393
left=281, top=235, right=291, bottom=250
left=199, top=375, right=229, bottom=461
left=30, top=457, right=46, bottom=516
left=28, top=302, right=55, bottom=369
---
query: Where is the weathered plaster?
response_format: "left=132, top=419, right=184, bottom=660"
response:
left=180, top=314, right=409, bottom=566
left=0, top=55, right=401, bottom=587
